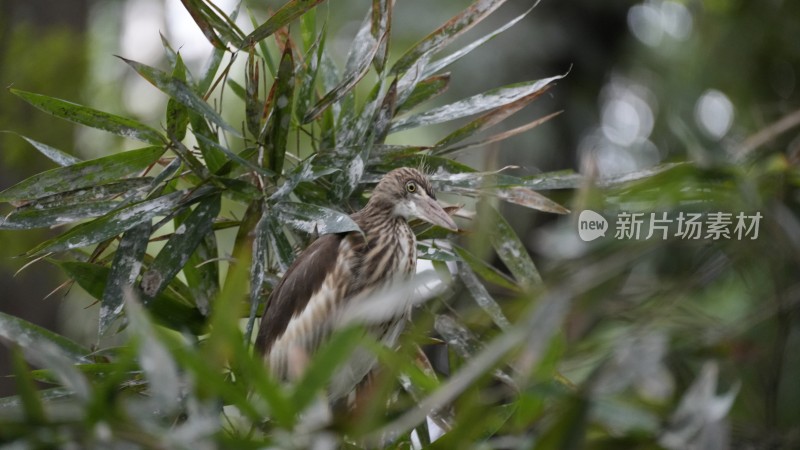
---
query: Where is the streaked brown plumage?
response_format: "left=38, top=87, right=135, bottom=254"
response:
left=255, top=167, right=456, bottom=400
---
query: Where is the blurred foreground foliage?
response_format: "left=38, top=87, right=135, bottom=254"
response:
left=0, top=0, right=799, bottom=449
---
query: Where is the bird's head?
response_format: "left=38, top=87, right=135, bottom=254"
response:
left=369, top=167, right=458, bottom=231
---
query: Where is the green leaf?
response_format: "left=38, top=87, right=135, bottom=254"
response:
left=58, top=261, right=206, bottom=333
left=120, top=57, right=241, bottom=137
left=190, top=114, right=228, bottom=174
left=0, top=311, right=91, bottom=363
left=438, top=110, right=562, bottom=156
left=140, top=195, right=221, bottom=302
left=195, top=133, right=275, bottom=177
left=27, top=189, right=193, bottom=255
left=390, top=74, right=565, bottom=132
left=396, top=74, right=450, bottom=115
left=183, top=217, right=219, bottom=316
left=291, top=325, right=365, bottom=410
left=302, top=10, right=380, bottom=123
left=166, top=54, right=191, bottom=141
left=9, top=346, right=46, bottom=423
left=100, top=221, right=152, bottom=336
left=241, top=0, right=328, bottom=48
left=457, top=261, right=511, bottom=330
left=9, top=88, right=164, bottom=145
left=0, top=146, right=165, bottom=203
left=391, top=0, right=512, bottom=76
left=275, top=202, right=361, bottom=235
left=483, top=203, right=542, bottom=288
left=269, top=155, right=338, bottom=202
left=2, top=132, right=82, bottom=166
left=434, top=84, right=552, bottom=149
left=0, top=201, right=127, bottom=230
left=421, top=3, right=536, bottom=79
left=453, top=245, right=519, bottom=292
left=265, top=47, right=295, bottom=174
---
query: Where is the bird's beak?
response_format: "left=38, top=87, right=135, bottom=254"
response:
left=415, top=195, right=458, bottom=231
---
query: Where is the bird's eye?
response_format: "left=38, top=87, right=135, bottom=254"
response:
left=406, top=182, right=416, bottom=193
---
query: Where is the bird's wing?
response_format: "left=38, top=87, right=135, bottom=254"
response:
left=255, top=232, right=354, bottom=356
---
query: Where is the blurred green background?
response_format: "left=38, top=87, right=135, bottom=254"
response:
left=1, top=0, right=799, bottom=446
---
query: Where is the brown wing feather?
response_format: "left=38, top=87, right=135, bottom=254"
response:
left=255, top=232, right=346, bottom=354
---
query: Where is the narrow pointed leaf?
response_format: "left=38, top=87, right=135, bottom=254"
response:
left=371, top=0, right=392, bottom=73
left=100, top=221, right=153, bottom=336
left=58, top=261, right=206, bottom=333
left=434, top=85, right=552, bottom=149
left=10, top=88, right=164, bottom=145
left=140, top=195, right=220, bottom=301
left=0, top=201, right=129, bottom=230
left=199, top=46, right=226, bottom=95
left=3, top=132, right=81, bottom=166
left=439, top=110, right=562, bottom=156
left=421, top=3, right=536, bottom=79
left=242, top=0, right=327, bottom=47
left=0, top=146, right=165, bottom=203
left=269, top=155, right=338, bottom=202
left=27, top=189, right=192, bottom=255
left=303, top=12, right=380, bottom=123
left=0, top=311, right=91, bottom=363
left=396, top=74, right=450, bottom=115
left=266, top=47, right=295, bottom=174
left=120, top=57, right=241, bottom=137
left=453, top=245, right=519, bottom=292
left=457, top=261, right=511, bottom=330
left=483, top=202, right=542, bottom=288
left=195, top=133, right=275, bottom=177
left=391, top=0, right=511, bottom=76
left=183, top=220, right=219, bottom=316
left=190, top=114, right=228, bottom=174
left=180, top=0, right=226, bottom=49
left=490, top=185, right=570, bottom=214
left=9, top=346, right=46, bottom=423
left=275, top=202, right=361, bottom=235
left=392, top=74, right=565, bottom=132
left=166, top=54, right=191, bottom=141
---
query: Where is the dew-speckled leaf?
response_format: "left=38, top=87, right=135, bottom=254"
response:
left=140, top=195, right=220, bottom=302
left=391, top=0, right=510, bottom=76
left=265, top=213, right=295, bottom=273
left=195, top=133, right=275, bottom=177
left=390, top=74, right=565, bottom=132
left=453, top=245, right=519, bottom=292
left=100, top=221, right=152, bottom=336
left=241, top=0, right=327, bottom=48
left=120, top=57, right=241, bottom=137
left=484, top=203, right=542, bottom=288
left=10, top=88, right=164, bottom=145
left=266, top=47, right=295, bottom=174
left=302, top=11, right=380, bottom=123
left=270, top=155, right=338, bottom=202
left=0, top=311, right=91, bottom=363
left=491, top=186, right=570, bottom=214
left=275, top=202, right=361, bottom=235
left=421, top=3, right=536, bottom=79
left=180, top=0, right=225, bottom=49
left=371, top=0, right=392, bottom=73
left=169, top=137, right=211, bottom=179
left=0, top=201, right=127, bottom=230
left=166, top=54, right=191, bottom=141
left=183, top=218, right=219, bottom=317
left=458, top=261, right=511, bottom=330
left=246, top=209, right=269, bottom=344
left=58, top=261, right=206, bottom=333
left=0, top=146, right=164, bottom=203
left=190, top=115, right=227, bottom=174
left=199, top=46, right=225, bottom=95
left=440, top=111, right=562, bottom=156
left=434, top=85, right=552, bottom=149
left=3, top=132, right=81, bottom=166
left=27, top=189, right=190, bottom=255
left=396, top=74, right=450, bottom=115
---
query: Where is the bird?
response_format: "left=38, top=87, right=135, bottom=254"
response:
left=255, top=167, right=457, bottom=401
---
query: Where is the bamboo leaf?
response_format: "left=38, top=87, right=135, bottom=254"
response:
left=58, top=261, right=206, bottom=333
left=0, top=201, right=129, bottom=230
left=434, top=85, right=552, bottom=149
left=453, top=245, right=519, bottom=292
left=179, top=0, right=226, bottom=49
left=390, top=74, right=565, bottom=132
left=9, top=88, right=164, bottom=145
left=166, top=54, right=191, bottom=141
left=0, top=311, right=91, bottom=363
left=391, top=0, right=512, bottom=76
left=483, top=202, right=542, bottom=288
left=140, top=195, right=221, bottom=302
left=396, top=74, right=450, bottom=115
left=2, top=132, right=81, bottom=166
left=266, top=47, right=295, bottom=174
left=457, top=261, right=512, bottom=330
left=439, top=111, right=562, bottom=156
left=9, top=346, right=46, bottom=423
left=421, top=3, right=536, bottom=79
left=100, top=221, right=152, bottom=336
left=241, top=0, right=328, bottom=48
left=27, top=189, right=193, bottom=255
left=120, top=57, right=241, bottom=137
left=0, top=146, right=165, bottom=203
left=302, top=11, right=380, bottom=123
left=275, top=202, right=361, bottom=235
